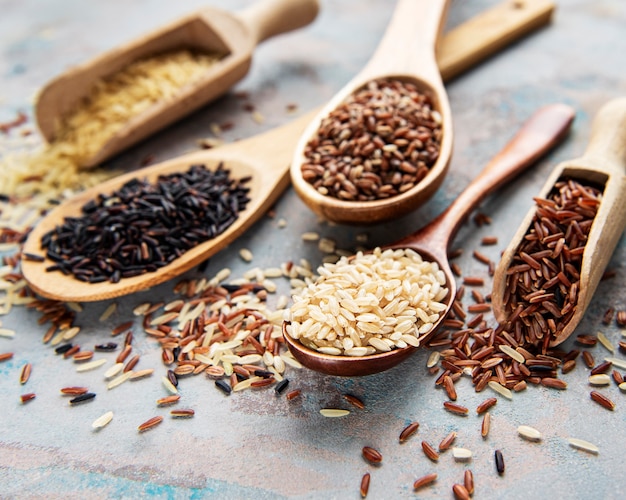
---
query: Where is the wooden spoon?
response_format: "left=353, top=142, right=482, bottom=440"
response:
left=492, top=97, right=626, bottom=347
left=290, top=0, right=454, bottom=225
left=283, top=103, right=575, bottom=376
left=21, top=1, right=556, bottom=302
left=35, top=0, right=320, bottom=168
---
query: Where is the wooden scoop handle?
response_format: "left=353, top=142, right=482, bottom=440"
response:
left=237, top=0, right=320, bottom=46
left=576, top=97, right=626, bottom=175
left=407, top=103, right=576, bottom=255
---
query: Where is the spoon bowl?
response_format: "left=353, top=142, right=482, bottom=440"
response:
left=35, top=0, right=320, bottom=168
left=290, top=0, right=453, bottom=225
left=284, top=103, right=575, bottom=376
left=21, top=109, right=318, bottom=302
left=492, top=97, right=626, bottom=347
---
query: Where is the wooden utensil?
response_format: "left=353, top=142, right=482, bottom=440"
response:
left=290, top=0, right=454, bottom=225
left=21, top=0, right=556, bottom=302
left=492, top=97, right=626, bottom=346
left=35, top=0, right=320, bottom=168
left=283, top=103, right=575, bottom=376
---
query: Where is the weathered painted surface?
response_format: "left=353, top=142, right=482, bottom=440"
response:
left=1, top=1, right=625, bottom=498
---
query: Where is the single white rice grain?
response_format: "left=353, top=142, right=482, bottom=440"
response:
left=426, top=351, right=440, bottom=368
left=107, top=371, right=133, bottom=390
left=596, top=331, right=615, bottom=353
left=320, top=408, right=350, bottom=417
left=618, top=382, right=626, bottom=392
left=92, top=411, right=114, bottom=429
left=301, top=232, right=320, bottom=241
left=62, top=326, right=81, bottom=340
left=567, top=437, right=599, bottom=454
left=0, top=328, right=15, bottom=338
left=99, top=303, right=117, bottom=322
left=162, top=376, right=179, bottom=394
left=76, top=358, right=107, bottom=372
left=517, top=425, right=542, bottom=441
left=499, top=344, right=525, bottom=364
left=104, top=362, right=124, bottom=379
left=239, top=248, right=253, bottom=262
left=452, top=447, right=472, bottom=461
left=488, top=381, right=513, bottom=400
left=133, top=302, right=152, bottom=316
left=588, top=374, right=611, bottom=386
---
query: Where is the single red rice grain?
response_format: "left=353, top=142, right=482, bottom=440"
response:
left=477, top=397, right=497, bottom=414
left=19, top=363, right=31, bottom=385
left=453, top=483, right=470, bottom=500
left=60, top=386, right=89, bottom=395
left=344, top=394, right=365, bottom=409
left=286, top=389, right=301, bottom=400
left=513, top=380, right=527, bottom=392
left=582, top=351, right=595, bottom=368
left=116, top=345, right=132, bottom=364
left=443, top=375, right=457, bottom=401
left=463, top=276, right=484, bottom=286
left=481, top=236, right=498, bottom=245
left=138, top=415, right=163, bottom=432
left=413, top=473, right=437, bottom=492
left=157, top=395, right=180, bottom=406
left=590, top=361, right=613, bottom=375
left=464, top=470, right=474, bottom=495
left=112, top=321, right=134, bottom=336
left=541, top=378, right=567, bottom=390
left=0, top=352, right=13, bottom=362
left=124, top=354, right=140, bottom=373
left=73, top=350, right=94, bottom=362
left=362, top=446, right=382, bottom=464
left=443, top=401, right=469, bottom=415
left=590, top=390, right=615, bottom=411
left=472, top=250, right=492, bottom=265
left=360, top=472, right=370, bottom=498
left=438, top=431, right=457, bottom=451
left=612, top=370, right=624, bottom=385
left=399, top=422, right=419, bottom=443
left=481, top=412, right=491, bottom=438
left=562, top=359, right=576, bottom=374
left=20, top=393, right=36, bottom=403
left=576, top=334, right=597, bottom=346
left=422, top=441, right=439, bottom=461
left=602, top=308, right=615, bottom=325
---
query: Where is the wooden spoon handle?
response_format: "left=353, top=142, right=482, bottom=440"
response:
left=362, top=0, right=451, bottom=80
left=237, top=0, right=320, bottom=46
left=410, top=103, right=575, bottom=250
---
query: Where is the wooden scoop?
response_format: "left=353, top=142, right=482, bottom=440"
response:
left=283, top=104, right=575, bottom=376
left=290, top=0, right=454, bottom=225
left=34, top=0, right=320, bottom=168
left=21, top=0, right=556, bottom=303
left=492, top=97, right=626, bottom=347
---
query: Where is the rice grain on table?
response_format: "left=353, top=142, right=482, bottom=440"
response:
left=287, top=247, right=448, bottom=355
left=92, top=411, right=114, bottom=429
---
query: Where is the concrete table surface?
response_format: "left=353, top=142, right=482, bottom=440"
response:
left=1, top=0, right=626, bottom=498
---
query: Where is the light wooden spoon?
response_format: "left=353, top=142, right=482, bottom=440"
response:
left=492, top=97, right=626, bottom=347
left=290, top=0, right=454, bottom=225
left=283, top=104, right=575, bottom=376
left=35, top=0, right=320, bottom=168
left=21, top=0, right=556, bottom=303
